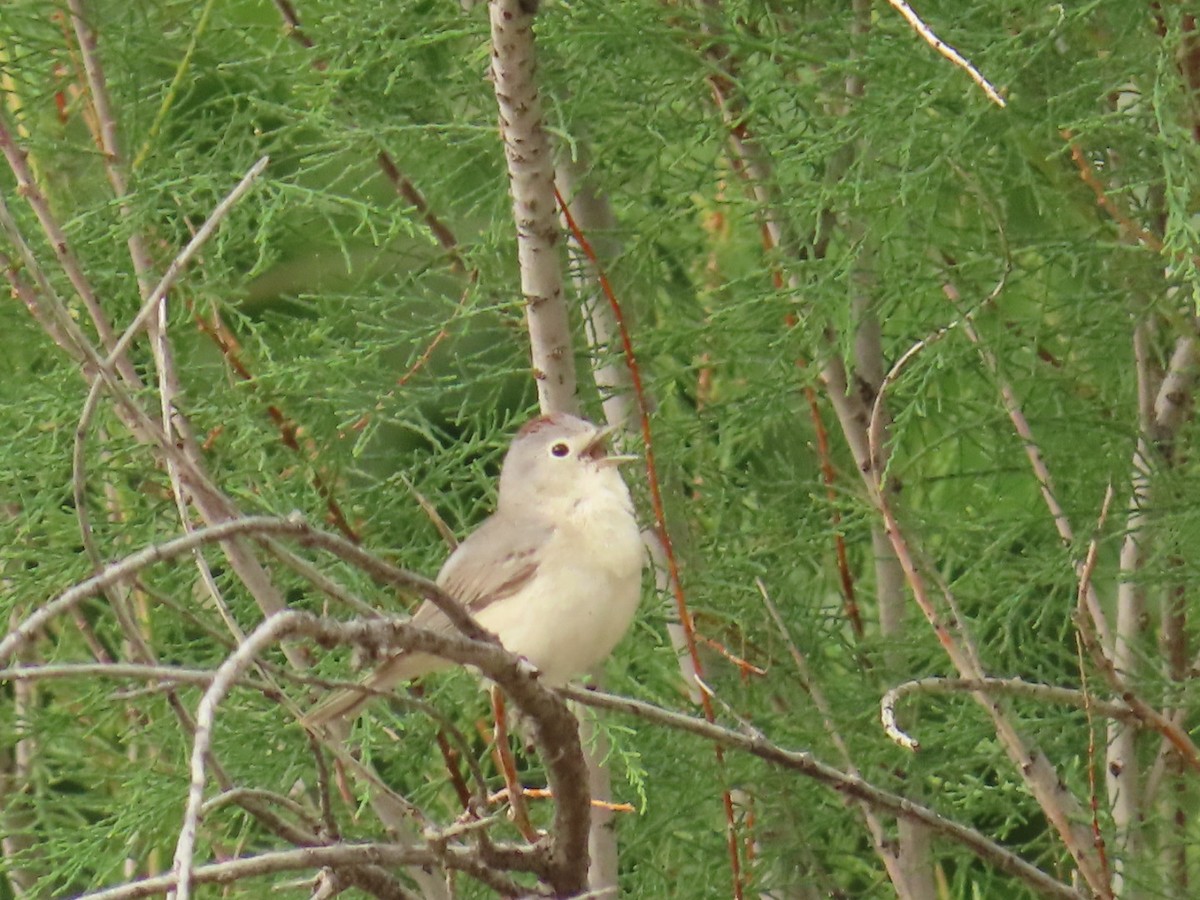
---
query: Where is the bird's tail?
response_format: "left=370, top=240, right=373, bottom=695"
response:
left=301, top=687, right=375, bottom=729
left=300, top=651, right=449, bottom=729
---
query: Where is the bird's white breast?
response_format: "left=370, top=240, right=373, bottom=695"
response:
left=474, top=481, right=644, bottom=684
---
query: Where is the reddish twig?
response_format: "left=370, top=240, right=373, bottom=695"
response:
left=799, top=378, right=864, bottom=640
left=377, top=151, right=466, bottom=274
left=375, top=153, right=477, bottom=391
left=394, top=283, right=477, bottom=390
left=487, top=687, right=539, bottom=843
left=1076, top=634, right=1113, bottom=892
left=487, top=788, right=634, bottom=814
left=554, top=187, right=698, bottom=681
left=1075, top=488, right=1119, bottom=898
left=734, top=77, right=861, bottom=642
left=557, top=184, right=746, bottom=899
left=696, top=632, right=767, bottom=679
left=1060, top=129, right=1172, bottom=257
left=259, top=0, right=477, bottom=499
left=434, top=729, right=474, bottom=811
left=271, top=0, right=317, bottom=51
left=268, top=2, right=473, bottom=395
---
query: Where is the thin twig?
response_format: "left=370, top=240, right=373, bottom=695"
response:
left=797, top=375, right=864, bottom=640
left=756, top=580, right=897, bottom=871
left=60, top=13, right=317, bottom=664
left=377, top=150, right=466, bottom=273
left=202, top=788, right=320, bottom=834
left=272, top=0, right=318, bottom=50
left=944, top=280, right=1115, bottom=652
left=99, top=157, right=270, bottom=370
left=554, top=191, right=708, bottom=699
left=0, top=515, right=308, bottom=668
left=558, top=178, right=745, bottom=895
left=885, top=0, right=1007, bottom=106
left=192, top=308, right=363, bottom=543
left=132, top=0, right=218, bottom=170
left=881, top=676, right=1137, bottom=752
left=1074, top=537, right=1200, bottom=774
left=1059, top=129, right=1190, bottom=262
left=44, top=48, right=307, bottom=663
left=0, top=663, right=214, bottom=687
left=867, top=257, right=1008, bottom=487
left=262, top=538, right=383, bottom=618
left=1076, top=634, right=1114, bottom=895
left=0, top=114, right=137, bottom=378
left=78, top=844, right=428, bottom=900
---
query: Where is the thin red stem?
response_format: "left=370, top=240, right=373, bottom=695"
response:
left=1076, top=634, right=1113, bottom=888
left=556, top=185, right=745, bottom=899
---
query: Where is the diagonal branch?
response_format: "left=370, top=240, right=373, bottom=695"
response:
left=885, top=0, right=1007, bottom=106
left=563, top=686, right=1087, bottom=900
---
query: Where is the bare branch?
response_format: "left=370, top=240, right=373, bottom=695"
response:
left=884, top=0, right=1007, bottom=106
left=0, top=515, right=302, bottom=667
left=78, top=844, right=428, bottom=900
left=881, top=677, right=1138, bottom=752
left=0, top=663, right=214, bottom=688
left=0, top=114, right=138, bottom=378
left=563, top=686, right=1086, bottom=900
left=944, top=280, right=1115, bottom=655
left=172, top=609, right=591, bottom=897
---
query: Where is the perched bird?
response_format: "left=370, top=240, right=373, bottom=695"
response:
left=304, top=413, right=644, bottom=726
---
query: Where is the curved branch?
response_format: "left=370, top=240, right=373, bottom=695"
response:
left=881, top=677, right=1138, bottom=752
left=0, top=515, right=309, bottom=668
left=173, top=610, right=590, bottom=899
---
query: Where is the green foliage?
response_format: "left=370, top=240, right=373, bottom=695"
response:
left=2, top=0, right=1199, bottom=897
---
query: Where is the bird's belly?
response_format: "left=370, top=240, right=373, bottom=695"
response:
left=475, top=530, right=643, bottom=684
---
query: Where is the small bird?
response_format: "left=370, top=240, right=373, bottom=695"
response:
left=304, top=413, right=645, bottom=726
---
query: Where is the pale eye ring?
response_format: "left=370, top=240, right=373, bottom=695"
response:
left=550, top=442, right=570, bottom=458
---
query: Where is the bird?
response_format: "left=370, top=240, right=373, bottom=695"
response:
left=304, top=412, right=645, bottom=726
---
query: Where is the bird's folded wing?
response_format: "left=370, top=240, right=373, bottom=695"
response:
left=432, top=513, right=553, bottom=615
left=301, top=515, right=553, bottom=729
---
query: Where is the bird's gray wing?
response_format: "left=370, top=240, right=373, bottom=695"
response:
left=301, top=514, right=552, bottom=729
left=429, top=512, right=553, bottom=616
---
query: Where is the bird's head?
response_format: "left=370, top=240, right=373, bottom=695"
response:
left=497, top=413, right=634, bottom=515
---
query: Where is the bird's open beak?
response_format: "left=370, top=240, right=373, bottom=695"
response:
left=583, top=424, right=637, bottom=466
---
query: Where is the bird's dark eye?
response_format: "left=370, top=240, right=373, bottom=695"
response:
left=551, top=442, right=570, bottom=458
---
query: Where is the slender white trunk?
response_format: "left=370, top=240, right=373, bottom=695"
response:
left=490, top=0, right=577, bottom=415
